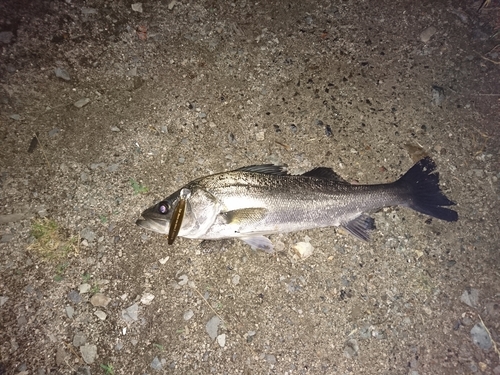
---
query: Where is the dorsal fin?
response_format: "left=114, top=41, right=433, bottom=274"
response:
left=303, top=167, right=349, bottom=183
left=235, top=164, right=289, bottom=175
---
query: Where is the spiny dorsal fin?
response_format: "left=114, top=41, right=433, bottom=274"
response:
left=235, top=164, right=288, bottom=175
left=303, top=167, right=349, bottom=183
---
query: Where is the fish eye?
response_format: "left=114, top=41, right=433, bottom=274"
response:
left=158, top=201, right=170, bottom=215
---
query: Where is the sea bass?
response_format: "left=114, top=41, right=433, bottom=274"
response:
left=136, top=157, right=458, bottom=252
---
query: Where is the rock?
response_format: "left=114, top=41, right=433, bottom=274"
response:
left=217, top=334, right=226, bottom=348
left=74, top=98, right=90, bottom=108
left=80, top=228, right=96, bottom=243
left=470, top=323, right=493, bottom=350
left=0, top=213, right=26, bottom=224
left=65, top=306, right=74, bottom=318
left=159, top=256, right=169, bottom=264
left=140, top=293, right=155, bottom=305
left=54, top=67, right=70, bottom=81
left=420, top=26, right=437, bottom=43
left=0, top=31, right=14, bottom=44
left=110, top=126, right=120, bottom=132
left=0, top=234, right=14, bottom=243
left=122, top=303, right=139, bottom=322
left=79, top=284, right=91, bottom=294
left=291, top=241, right=314, bottom=260
left=265, top=354, right=276, bottom=365
left=178, top=274, right=188, bottom=286
left=0, top=296, right=9, bottom=307
left=81, top=8, right=98, bottom=15
left=80, top=343, right=97, bottom=364
left=431, top=85, right=445, bottom=106
left=460, top=289, right=479, bottom=308
left=90, top=293, right=111, bottom=307
left=68, top=290, right=82, bottom=304
left=131, top=3, right=143, bottom=12
left=48, top=128, right=60, bottom=137
left=55, top=346, right=67, bottom=366
left=73, top=332, right=86, bottom=347
left=75, top=366, right=91, bottom=375
left=256, top=131, right=265, bottom=141
left=94, top=310, right=107, bottom=320
left=232, top=275, right=240, bottom=285
left=206, top=316, right=221, bottom=340
left=183, top=310, right=194, bottom=321
left=343, top=339, right=359, bottom=358
left=168, top=0, right=177, bottom=10
left=9, top=114, right=21, bottom=120
left=150, top=356, right=162, bottom=371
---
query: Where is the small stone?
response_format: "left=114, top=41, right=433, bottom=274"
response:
left=461, top=289, right=479, bottom=308
left=110, top=126, right=120, bottom=132
left=48, top=128, right=60, bottom=137
left=168, top=0, right=177, bottom=10
left=74, top=98, right=90, bottom=108
left=107, top=163, right=120, bottom=172
left=140, top=293, right=155, bottom=305
left=291, top=241, right=314, bottom=260
left=56, top=346, right=67, bottom=366
left=81, top=8, right=98, bottom=15
left=68, top=290, right=82, bottom=304
left=159, top=256, right=169, bottom=264
left=178, top=274, right=188, bottom=286
left=343, top=338, right=359, bottom=358
left=0, top=296, right=9, bottom=306
left=470, top=323, right=493, bottom=350
left=420, top=26, right=437, bottom=43
left=122, top=303, right=139, bottom=322
left=217, top=334, right=226, bottom=348
left=265, top=354, right=276, bottom=365
left=206, top=316, right=221, bottom=340
left=94, top=310, right=107, bottom=320
left=90, top=293, right=111, bottom=307
left=0, top=31, right=14, bottom=44
left=232, top=275, right=240, bottom=285
left=80, top=343, right=97, bottom=364
left=79, top=283, right=91, bottom=294
left=80, top=228, right=96, bottom=243
left=10, top=114, right=21, bottom=120
left=431, top=85, right=445, bottom=106
left=0, top=234, right=13, bottom=243
left=131, top=3, right=143, bottom=12
left=115, top=341, right=123, bottom=351
left=73, top=332, right=87, bottom=347
left=54, top=67, right=70, bottom=81
left=65, top=306, right=74, bottom=318
left=183, top=310, right=194, bottom=321
left=151, top=356, right=162, bottom=370
left=76, top=366, right=91, bottom=375
left=256, top=131, right=265, bottom=141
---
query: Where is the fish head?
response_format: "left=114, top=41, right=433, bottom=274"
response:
left=136, top=185, right=220, bottom=239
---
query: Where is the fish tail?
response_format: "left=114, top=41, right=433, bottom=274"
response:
left=397, top=157, right=458, bottom=222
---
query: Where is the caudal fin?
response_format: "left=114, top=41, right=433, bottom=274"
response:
left=397, top=157, right=458, bottom=222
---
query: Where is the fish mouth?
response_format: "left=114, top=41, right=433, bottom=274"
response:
left=135, top=217, right=169, bottom=234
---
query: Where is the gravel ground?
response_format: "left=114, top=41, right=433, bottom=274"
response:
left=1, top=0, right=499, bottom=374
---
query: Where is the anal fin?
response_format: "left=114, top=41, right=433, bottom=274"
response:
left=342, top=214, right=375, bottom=241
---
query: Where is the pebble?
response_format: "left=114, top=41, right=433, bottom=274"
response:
left=178, top=274, right=189, bottom=286
left=150, top=356, right=162, bottom=371
left=131, top=3, right=143, bottom=12
left=140, top=293, right=155, bottom=305
left=48, top=128, right=61, bottom=137
left=79, top=283, right=91, bottom=294
left=420, top=26, right=437, bottom=43
left=94, top=310, right=107, bottom=320
left=80, top=228, right=96, bottom=243
left=115, top=341, right=123, bottom=351
left=75, top=366, right=91, bottom=375
left=183, top=310, right=194, bottom=321
left=122, top=303, right=139, bottom=322
left=0, top=234, right=14, bottom=243
left=206, top=316, right=221, bottom=340
left=232, top=275, right=240, bottom=285
left=460, top=288, right=479, bottom=308
left=68, top=290, right=82, bottom=304
left=291, top=241, right=314, bottom=260
left=110, top=126, right=120, bottom=132
left=90, top=293, right=111, bottom=307
left=80, top=343, right=97, bottom=364
left=81, top=8, right=98, bottom=15
left=0, top=31, right=14, bottom=44
left=343, top=338, right=359, bottom=358
left=65, top=306, right=74, bottom=318
left=217, top=334, right=226, bottom=348
left=168, top=0, right=177, bottom=10
left=255, top=131, right=265, bottom=141
left=10, top=114, right=21, bottom=120
left=73, top=332, right=87, bottom=347
left=0, top=296, right=9, bottom=307
left=470, top=323, right=492, bottom=350
left=56, top=346, right=67, bottom=366
left=74, top=98, right=90, bottom=108
left=54, top=67, right=70, bottom=81
left=107, top=163, right=120, bottom=172
left=265, top=354, right=276, bottom=365
left=159, top=256, right=169, bottom=264
left=431, top=85, right=445, bottom=106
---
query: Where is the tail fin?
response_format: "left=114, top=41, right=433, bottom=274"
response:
left=397, top=157, right=458, bottom=222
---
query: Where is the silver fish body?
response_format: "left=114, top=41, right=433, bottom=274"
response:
left=136, top=157, right=457, bottom=251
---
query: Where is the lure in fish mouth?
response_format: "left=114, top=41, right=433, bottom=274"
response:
left=136, top=157, right=458, bottom=252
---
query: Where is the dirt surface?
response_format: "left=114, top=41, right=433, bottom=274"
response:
left=1, top=0, right=499, bottom=374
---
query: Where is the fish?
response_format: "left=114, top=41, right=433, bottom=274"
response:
left=136, top=157, right=458, bottom=252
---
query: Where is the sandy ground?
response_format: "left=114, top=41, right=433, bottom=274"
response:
left=1, top=0, right=499, bottom=374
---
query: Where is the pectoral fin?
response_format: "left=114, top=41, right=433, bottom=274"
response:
left=222, top=208, right=268, bottom=225
left=341, top=214, right=375, bottom=241
left=240, top=236, right=274, bottom=253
